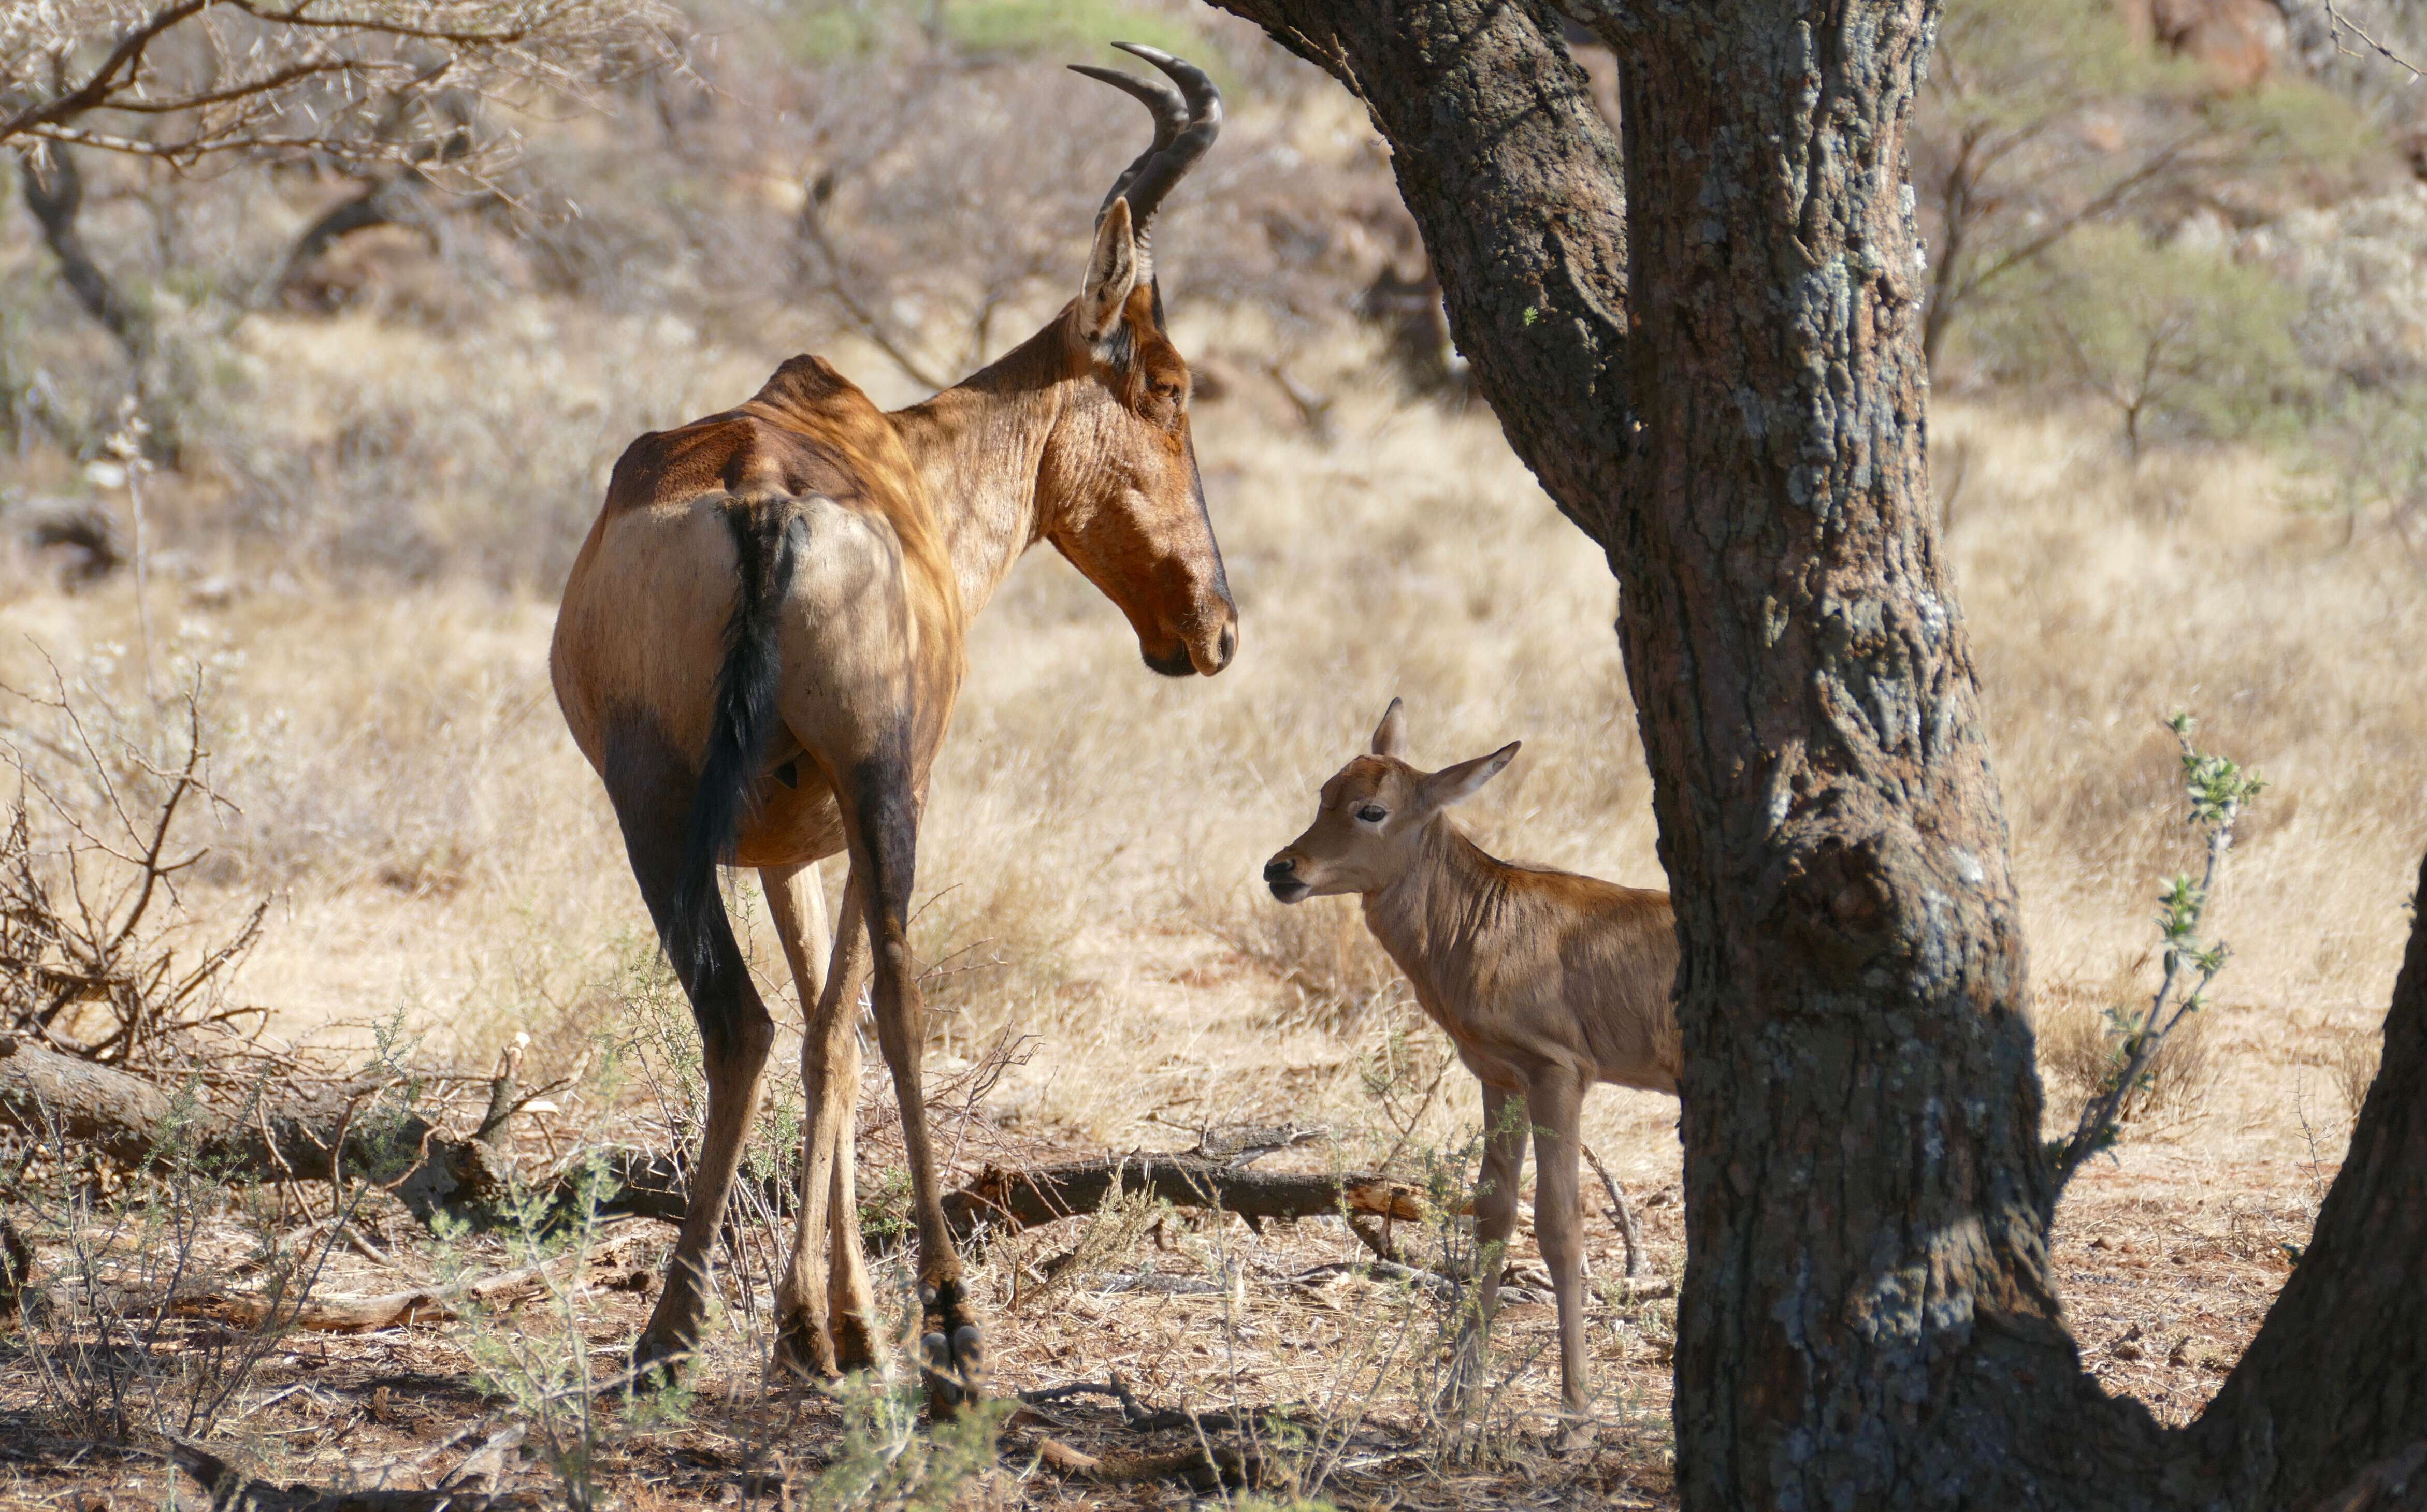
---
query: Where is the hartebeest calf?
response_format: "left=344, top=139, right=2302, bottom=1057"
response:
left=1263, top=700, right=1680, bottom=1424
left=552, top=46, right=1233, bottom=1399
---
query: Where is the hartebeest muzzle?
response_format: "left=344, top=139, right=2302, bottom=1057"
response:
left=1263, top=852, right=1310, bottom=903
left=1144, top=600, right=1237, bottom=678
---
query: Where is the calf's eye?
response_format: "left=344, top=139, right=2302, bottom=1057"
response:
left=1356, top=805, right=1388, bottom=823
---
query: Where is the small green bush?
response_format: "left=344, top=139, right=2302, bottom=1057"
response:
left=1973, top=226, right=2313, bottom=457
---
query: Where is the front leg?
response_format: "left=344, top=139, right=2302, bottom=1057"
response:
left=771, top=867, right=877, bottom=1378
left=839, top=754, right=982, bottom=1409
left=1448, top=1079, right=1532, bottom=1412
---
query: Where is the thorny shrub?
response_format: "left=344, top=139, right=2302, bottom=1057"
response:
left=4, top=1078, right=373, bottom=1446
left=1, top=666, right=269, bottom=1067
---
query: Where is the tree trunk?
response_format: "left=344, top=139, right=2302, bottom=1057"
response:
left=1197, top=0, right=1636, bottom=545
left=2195, top=849, right=2427, bottom=1509
left=1201, top=1, right=2427, bottom=1506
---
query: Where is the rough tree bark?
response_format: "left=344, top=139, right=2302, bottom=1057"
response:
left=2198, top=848, right=2427, bottom=1507
left=1200, top=2, right=2427, bottom=1507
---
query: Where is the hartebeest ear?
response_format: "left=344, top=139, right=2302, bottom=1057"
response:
left=1370, top=697, right=1407, bottom=759
left=1417, top=742, right=1520, bottom=813
left=1079, top=198, right=1139, bottom=340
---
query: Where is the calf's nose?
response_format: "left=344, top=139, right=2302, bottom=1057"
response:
left=1262, top=855, right=1296, bottom=882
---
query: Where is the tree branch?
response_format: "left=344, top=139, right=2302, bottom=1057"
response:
left=16, top=147, right=149, bottom=358
left=0, top=0, right=212, bottom=145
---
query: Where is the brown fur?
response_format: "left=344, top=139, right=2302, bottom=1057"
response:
left=552, top=187, right=1234, bottom=1393
left=1264, top=700, right=1679, bottom=1427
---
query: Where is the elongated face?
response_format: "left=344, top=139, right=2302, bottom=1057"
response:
left=1044, top=206, right=1236, bottom=678
left=1043, top=45, right=1235, bottom=678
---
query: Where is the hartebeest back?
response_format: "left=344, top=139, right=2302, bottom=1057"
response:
left=551, top=45, right=1232, bottom=1401
left=1263, top=699, right=1680, bottom=1428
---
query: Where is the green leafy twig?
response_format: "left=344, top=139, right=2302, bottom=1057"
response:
left=2043, top=713, right=2264, bottom=1225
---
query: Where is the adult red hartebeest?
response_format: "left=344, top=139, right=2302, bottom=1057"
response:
left=551, top=45, right=1233, bottom=1401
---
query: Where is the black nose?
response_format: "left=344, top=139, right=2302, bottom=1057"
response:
left=1216, top=621, right=1237, bottom=668
left=1143, top=642, right=1195, bottom=678
left=1263, top=857, right=1295, bottom=881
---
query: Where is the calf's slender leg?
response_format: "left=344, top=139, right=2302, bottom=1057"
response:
left=1448, top=1079, right=1531, bottom=1409
left=1524, top=1066, right=1594, bottom=1431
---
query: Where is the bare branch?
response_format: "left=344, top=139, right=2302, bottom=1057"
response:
left=2322, top=0, right=2425, bottom=78
left=0, top=0, right=213, bottom=145
left=1, top=0, right=677, bottom=183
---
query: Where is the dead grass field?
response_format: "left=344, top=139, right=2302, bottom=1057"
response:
left=0, top=286, right=2417, bottom=1507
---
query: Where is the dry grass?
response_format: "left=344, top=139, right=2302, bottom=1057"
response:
left=2327, top=1022, right=2385, bottom=1121
left=2035, top=961, right=2224, bottom=1130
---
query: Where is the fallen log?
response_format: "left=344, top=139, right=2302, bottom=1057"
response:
left=1016, top=1376, right=1283, bottom=1492
left=942, top=1153, right=1434, bottom=1240
left=169, top=1227, right=653, bottom=1333
left=1029, top=1434, right=1262, bottom=1493
left=0, top=1034, right=702, bottom=1230
left=167, top=1439, right=542, bottom=1512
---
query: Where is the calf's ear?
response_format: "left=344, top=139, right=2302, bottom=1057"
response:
left=1417, top=741, right=1520, bottom=813
left=1370, top=697, right=1408, bottom=759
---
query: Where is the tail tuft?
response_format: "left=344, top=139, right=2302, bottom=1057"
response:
left=670, top=497, right=800, bottom=991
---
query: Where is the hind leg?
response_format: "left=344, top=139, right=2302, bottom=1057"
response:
left=770, top=864, right=877, bottom=1377
left=606, top=741, right=775, bottom=1383
left=1523, top=1066, right=1594, bottom=1438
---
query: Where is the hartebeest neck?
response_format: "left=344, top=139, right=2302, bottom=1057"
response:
left=887, top=328, right=1078, bottom=618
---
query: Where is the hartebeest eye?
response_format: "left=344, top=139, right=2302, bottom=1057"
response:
left=1356, top=805, right=1388, bottom=824
left=1142, top=378, right=1187, bottom=427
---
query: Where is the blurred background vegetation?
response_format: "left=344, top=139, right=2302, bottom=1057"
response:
left=8, top=0, right=2427, bottom=587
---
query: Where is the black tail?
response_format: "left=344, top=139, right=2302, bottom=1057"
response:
left=671, top=497, right=801, bottom=991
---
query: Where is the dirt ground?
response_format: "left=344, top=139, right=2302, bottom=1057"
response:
left=0, top=958, right=2360, bottom=1510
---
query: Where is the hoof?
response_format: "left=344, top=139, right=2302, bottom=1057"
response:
left=918, top=1280, right=986, bottom=1411
left=772, top=1316, right=840, bottom=1383
left=833, top=1310, right=880, bottom=1374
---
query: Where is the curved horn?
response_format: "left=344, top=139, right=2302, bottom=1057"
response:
left=1069, top=62, right=1185, bottom=225
left=1078, top=43, right=1222, bottom=237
